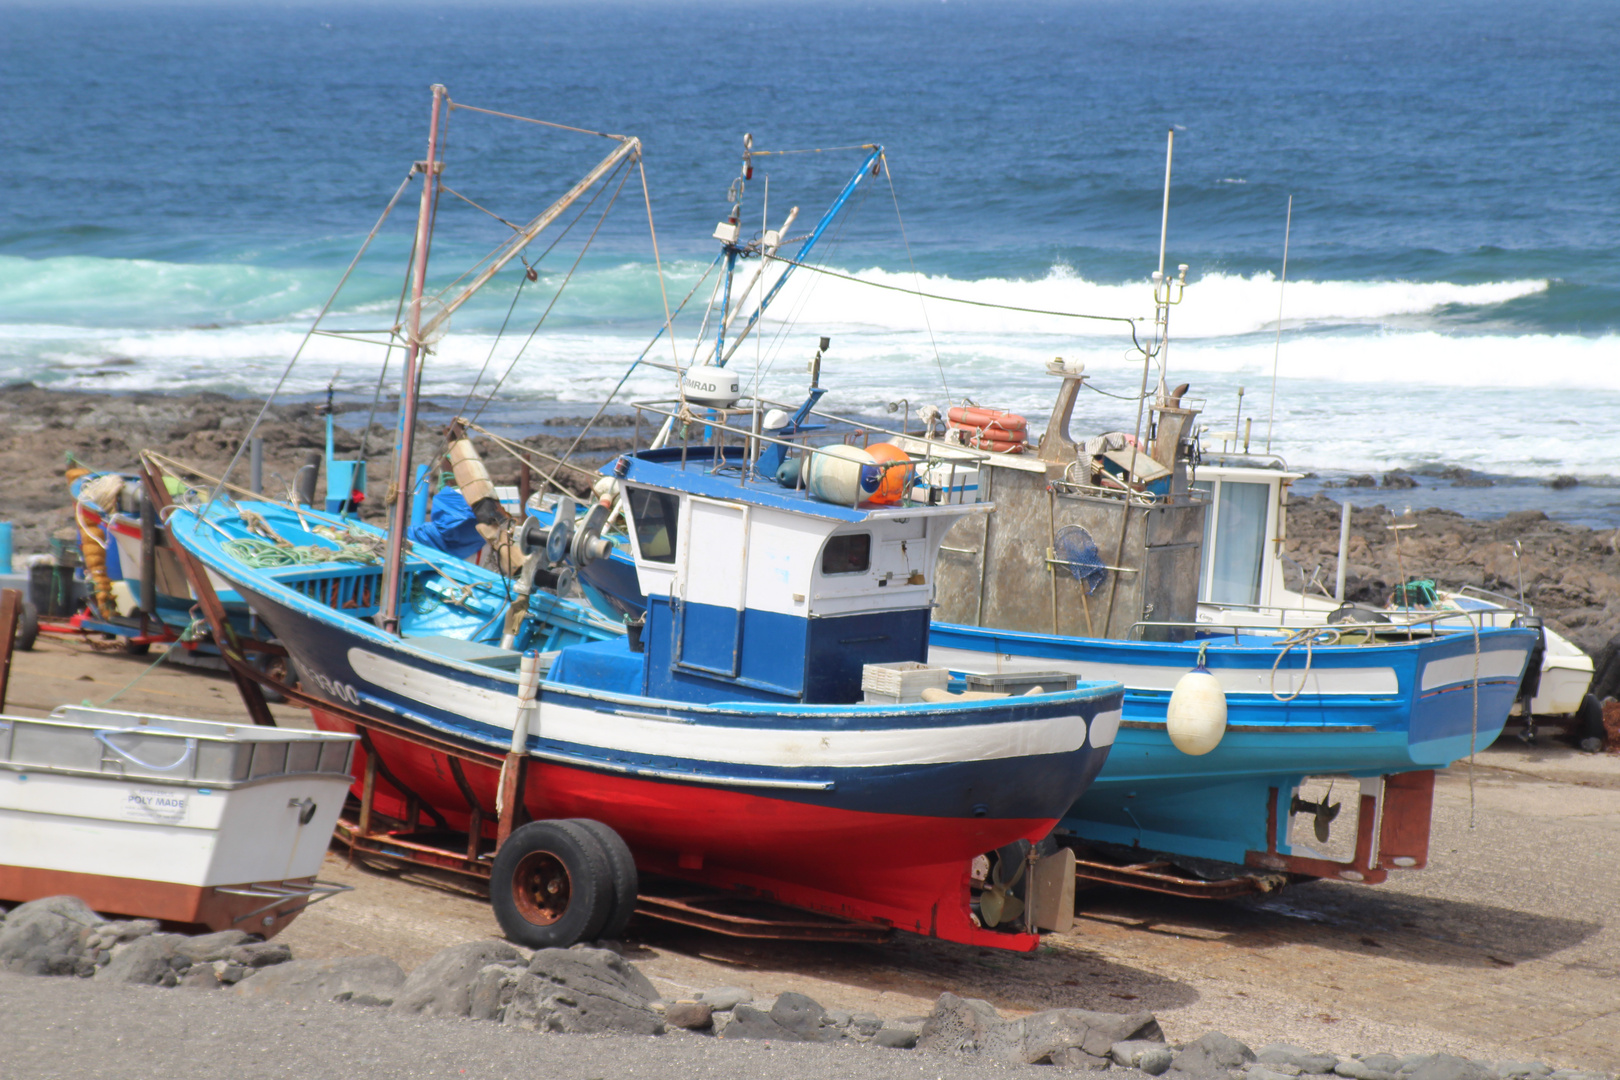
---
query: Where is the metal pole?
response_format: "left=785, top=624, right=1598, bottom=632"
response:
left=1265, top=196, right=1293, bottom=454
left=380, top=84, right=446, bottom=635
left=1334, top=499, right=1350, bottom=603
left=250, top=437, right=263, bottom=495
left=1157, top=129, right=1174, bottom=279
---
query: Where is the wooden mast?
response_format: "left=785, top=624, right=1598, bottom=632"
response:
left=379, top=84, right=446, bottom=634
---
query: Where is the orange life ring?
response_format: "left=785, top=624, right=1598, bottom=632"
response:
left=949, top=420, right=1027, bottom=443
left=947, top=406, right=1028, bottom=434
left=962, top=432, right=1026, bottom=453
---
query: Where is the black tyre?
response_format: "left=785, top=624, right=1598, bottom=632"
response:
left=568, top=819, right=639, bottom=941
left=489, top=819, right=615, bottom=948
left=123, top=639, right=151, bottom=656
left=15, top=601, right=38, bottom=652
left=1575, top=693, right=1605, bottom=745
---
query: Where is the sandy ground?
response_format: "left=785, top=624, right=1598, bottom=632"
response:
left=3, top=634, right=1618, bottom=1074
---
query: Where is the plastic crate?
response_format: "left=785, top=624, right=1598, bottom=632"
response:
left=964, top=670, right=1078, bottom=697
left=861, top=661, right=950, bottom=704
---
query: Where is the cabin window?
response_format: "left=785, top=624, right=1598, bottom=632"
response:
left=627, top=488, right=680, bottom=564
left=1207, top=480, right=1269, bottom=607
left=821, top=533, right=871, bottom=575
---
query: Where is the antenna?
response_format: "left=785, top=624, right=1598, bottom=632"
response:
left=1264, top=195, right=1292, bottom=454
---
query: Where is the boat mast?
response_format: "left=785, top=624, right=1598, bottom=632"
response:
left=379, top=84, right=447, bottom=635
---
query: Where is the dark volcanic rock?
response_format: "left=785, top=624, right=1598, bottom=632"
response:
left=231, top=956, right=406, bottom=1005
left=1382, top=470, right=1418, bottom=489
left=873, top=1025, right=920, bottom=1050
left=664, top=1000, right=714, bottom=1031
left=1405, top=1056, right=1498, bottom=1080
left=1116, top=1039, right=1178, bottom=1074
left=916, top=992, right=1007, bottom=1054
left=503, top=946, right=663, bottom=1035
left=1168, top=1031, right=1256, bottom=1080
left=0, top=896, right=102, bottom=976
left=1018, top=1008, right=1163, bottom=1066
left=391, top=940, right=523, bottom=1018
left=1259, top=1044, right=1340, bottom=1074
left=697, top=986, right=753, bottom=1011
left=97, top=933, right=186, bottom=985
left=717, top=994, right=842, bottom=1043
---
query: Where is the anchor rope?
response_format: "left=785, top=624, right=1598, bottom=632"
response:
left=1270, top=627, right=1331, bottom=703
left=96, top=618, right=205, bottom=706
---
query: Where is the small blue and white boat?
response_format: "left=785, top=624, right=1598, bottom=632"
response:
left=922, top=362, right=1539, bottom=887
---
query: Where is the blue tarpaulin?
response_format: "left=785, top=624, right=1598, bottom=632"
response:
left=407, top=488, right=484, bottom=560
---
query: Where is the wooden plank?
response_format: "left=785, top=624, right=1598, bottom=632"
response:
left=138, top=460, right=278, bottom=727
left=0, top=588, right=20, bottom=711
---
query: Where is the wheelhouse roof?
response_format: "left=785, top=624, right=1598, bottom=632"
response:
left=610, top=446, right=988, bottom=524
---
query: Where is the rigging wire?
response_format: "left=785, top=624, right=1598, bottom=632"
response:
left=360, top=225, right=425, bottom=464
left=534, top=252, right=723, bottom=494
left=638, top=155, right=683, bottom=376
left=466, top=158, right=635, bottom=426
left=753, top=178, right=872, bottom=384
left=761, top=251, right=1149, bottom=355
left=201, top=168, right=416, bottom=516
left=455, top=272, right=530, bottom=417
left=882, top=153, right=950, bottom=401
left=750, top=144, right=879, bottom=157
left=447, top=100, right=631, bottom=143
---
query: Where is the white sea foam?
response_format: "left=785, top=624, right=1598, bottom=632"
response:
left=0, top=255, right=1609, bottom=478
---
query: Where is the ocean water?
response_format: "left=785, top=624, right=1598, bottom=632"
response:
left=3, top=0, right=1619, bottom=522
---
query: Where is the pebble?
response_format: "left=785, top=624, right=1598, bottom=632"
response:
left=665, top=1000, right=714, bottom=1031
left=698, top=986, right=754, bottom=1012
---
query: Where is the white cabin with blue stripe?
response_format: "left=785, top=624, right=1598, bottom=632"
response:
left=604, top=445, right=988, bottom=704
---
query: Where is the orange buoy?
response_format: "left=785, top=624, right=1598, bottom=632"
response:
left=865, top=442, right=915, bottom=504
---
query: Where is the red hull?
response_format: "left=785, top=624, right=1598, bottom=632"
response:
left=313, top=710, right=1047, bottom=949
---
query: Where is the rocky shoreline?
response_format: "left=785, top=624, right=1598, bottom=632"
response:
left=0, top=385, right=625, bottom=560
left=1, top=895, right=1611, bottom=1079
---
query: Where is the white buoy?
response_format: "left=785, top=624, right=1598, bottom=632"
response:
left=805, top=444, right=881, bottom=506
left=1166, top=665, right=1227, bottom=755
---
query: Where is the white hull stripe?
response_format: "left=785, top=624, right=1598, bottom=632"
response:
left=348, top=648, right=1096, bottom=768
left=1419, top=649, right=1529, bottom=692
left=929, top=646, right=1400, bottom=697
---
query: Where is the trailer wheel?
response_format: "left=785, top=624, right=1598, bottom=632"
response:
left=490, top=819, right=614, bottom=948
left=568, top=819, right=639, bottom=941
left=14, top=601, right=38, bottom=652
left=123, top=639, right=151, bottom=656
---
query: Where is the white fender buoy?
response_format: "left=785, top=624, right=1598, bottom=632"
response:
left=805, top=444, right=881, bottom=506
left=1166, top=662, right=1226, bottom=756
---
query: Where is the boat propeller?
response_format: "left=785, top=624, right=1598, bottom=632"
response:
left=979, top=840, right=1030, bottom=929
left=1290, top=792, right=1342, bottom=843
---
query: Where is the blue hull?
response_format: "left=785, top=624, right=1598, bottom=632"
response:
left=930, top=621, right=1537, bottom=867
